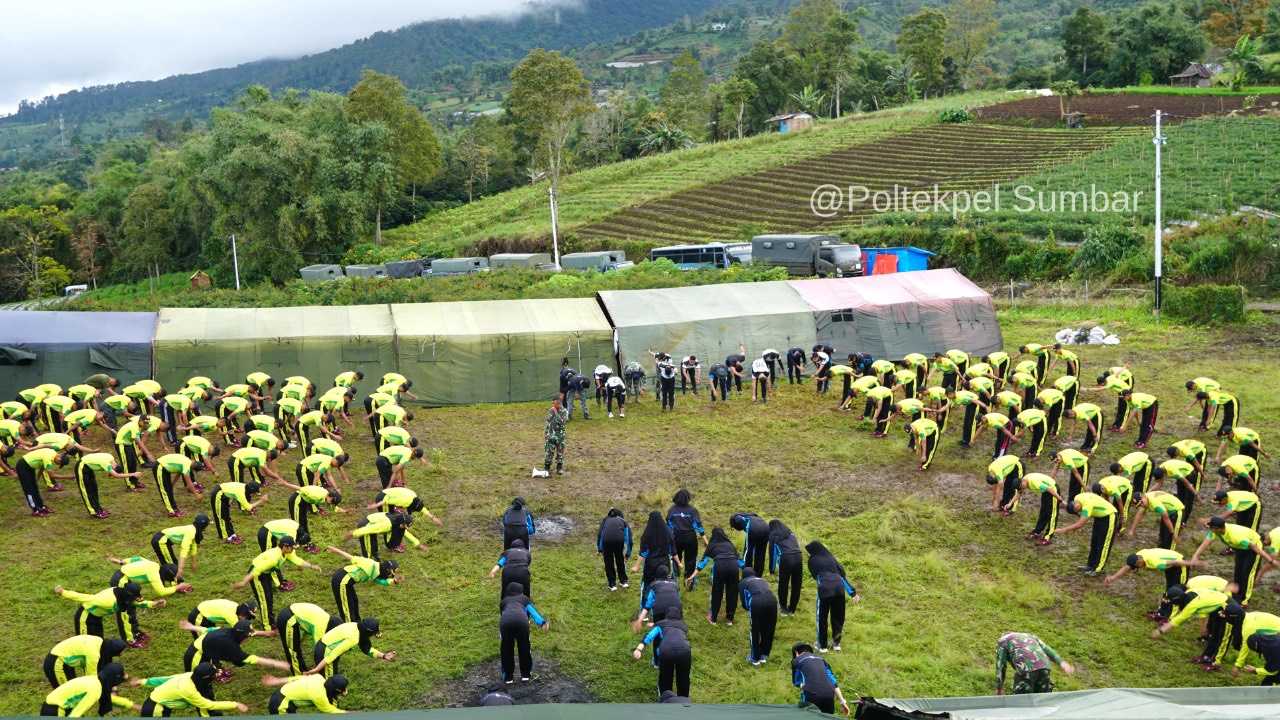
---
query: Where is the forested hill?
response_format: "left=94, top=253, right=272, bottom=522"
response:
left=2, top=0, right=720, bottom=126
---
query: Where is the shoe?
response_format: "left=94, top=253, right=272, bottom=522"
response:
left=1025, top=531, right=1040, bottom=539
left=1136, top=442, right=1147, bottom=449
left=215, top=669, right=234, bottom=684
left=727, top=621, right=734, bottom=626
left=707, top=614, right=716, bottom=625
left=303, top=544, right=320, bottom=554
left=818, top=647, right=829, bottom=654
left=392, top=545, right=406, bottom=553
left=505, top=680, right=514, bottom=685
left=227, top=535, right=244, bottom=545
left=1145, top=611, right=1164, bottom=620
left=287, top=442, right=298, bottom=449
left=1201, top=663, right=1220, bottom=672
left=192, top=482, right=204, bottom=492
left=1083, top=570, right=1099, bottom=577
left=520, top=676, right=531, bottom=683
left=168, top=510, right=184, bottom=518
left=1190, top=655, right=1209, bottom=664
left=1037, top=537, right=1053, bottom=546
left=620, top=412, right=625, bottom=418
left=608, top=586, right=617, bottom=592
left=49, top=483, right=65, bottom=492
left=760, top=656, right=768, bottom=664
left=94, top=510, right=111, bottom=519
left=279, top=580, right=297, bottom=592
left=1078, top=565, right=1092, bottom=572
left=833, top=645, right=842, bottom=651
left=620, top=582, right=630, bottom=589
left=608, top=412, right=613, bottom=418
left=126, top=639, right=146, bottom=649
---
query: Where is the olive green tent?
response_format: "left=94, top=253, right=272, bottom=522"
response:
left=874, top=686, right=1280, bottom=719
left=0, top=311, right=155, bottom=399
left=391, top=299, right=615, bottom=405
left=152, top=305, right=397, bottom=391
left=598, top=282, right=817, bottom=369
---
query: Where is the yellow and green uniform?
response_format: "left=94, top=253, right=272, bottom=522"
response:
left=278, top=602, right=333, bottom=674
left=162, top=393, right=193, bottom=416
left=0, top=417, right=22, bottom=444
left=47, top=635, right=112, bottom=685
left=909, top=418, right=940, bottom=470
left=315, top=621, right=383, bottom=678
left=112, top=418, right=148, bottom=478
left=1134, top=548, right=1190, bottom=595
left=994, top=391, right=1023, bottom=414
left=271, top=674, right=345, bottom=714
left=76, top=453, right=119, bottom=514
left=190, top=599, right=241, bottom=631
left=1098, top=475, right=1134, bottom=528
left=372, top=403, right=406, bottom=430
left=1143, top=491, right=1185, bottom=549
left=1221, top=491, right=1261, bottom=532
left=1036, top=388, right=1065, bottom=435
left=1222, top=454, right=1260, bottom=489
left=61, top=586, right=155, bottom=641
left=376, top=382, right=404, bottom=399
left=63, top=409, right=99, bottom=434
left=114, top=556, right=181, bottom=598
left=1053, top=374, right=1079, bottom=405
left=262, top=519, right=299, bottom=545
left=309, top=438, right=343, bottom=459
left=1206, top=391, right=1239, bottom=435
left=247, top=372, right=273, bottom=389
left=1056, top=449, right=1090, bottom=504
left=985, top=351, right=1009, bottom=377
left=296, top=411, right=331, bottom=450
left=67, top=384, right=99, bottom=406
left=366, top=392, right=394, bottom=414
left=1230, top=427, right=1262, bottom=456
left=1210, top=523, right=1265, bottom=604
left=217, top=395, right=249, bottom=420
left=1021, top=472, right=1059, bottom=537
left=247, top=547, right=309, bottom=630
left=210, top=482, right=255, bottom=539
left=967, top=376, right=994, bottom=397
left=36, top=432, right=76, bottom=453
left=139, top=672, right=240, bottom=715
left=22, top=447, right=62, bottom=491
left=1116, top=451, right=1154, bottom=494
left=333, top=556, right=394, bottom=623
left=177, top=385, right=209, bottom=404
left=43, top=395, right=77, bottom=429
left=1076, top=492, right=1118, bottom=572
left=184, top=377, right=216, bottom=391
left=102, top=395, right=133, bottom=416
left=1127, top=392, right=1157, bottom=411
left=243, top=429, right=279, bottom=452
left=1234, top=612, right=1280, bottom=669
left=376, top=487, right=431, bottom=519
left=230, top=447, right=269, bottom=485
left=864, top=386, right=894, bottom=430
left=1189, top=377, right=1219, bottom=393
left=298, top=454, right=335, bottom=487
left=381, top=372, right=408, bottom=387
left=246, top=414, right=276, bottom=434
left=42, top=673, right=133, bottom=717
left=377, top=425, right=413, bottom=453
left=1015, top=408, right=1048, bottom=456
left=17, top=387, right=48, bottom=407
left=289, top=485, right=333, bottom=532
left=1010, top=373, right=1038, bottom=408
left=156, top=523, right=202, bottom=566
left=1014, top=360, right=1039, bottom=381
left=987, top=455, right=1023, bottom=486
left=895, top=397, right=924, bottom=420
left=1, top=400, right=29, bottom=420
left=318, top=391, right=347, bottom=415
left=279, top=385, right=309, bottom=404
left=953, top=389, right=982, bottom=444
left=154, top=454, right=194, bottom=513
left=275, top=398, right=305, bottom=444
left=334, top=371, right=360, bottom=388
left=353, top=511, right=422, bottom=558
left=179, top=435, right=213, bottom=465
left=965, top=362, right=992, bottom=379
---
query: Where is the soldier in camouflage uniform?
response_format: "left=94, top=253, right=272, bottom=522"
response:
left=995, top=632, right=1074, bottom=694
left=543, top=396, right=569, bottom=475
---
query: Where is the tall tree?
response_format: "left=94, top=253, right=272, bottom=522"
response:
left=1061, top=7, right=1111, bottom=84
left=659, top=51, right=710, bottom=139
left=734, top=41, right=804, bottom=131
left=946, top=0, right=997, bottom=87
left=347, top=71, right=443, bottom=243
left=505, top=49, right=594, bottom=257
left=1202, top=0, right=1269, bottom=47
left=783, top=0, right=842, bottom=53
left=1105, top=3, right=1208, bottom=86
left=898, top=9, right=950, bottom=98
left=719, top=77, right=757, bottom=139
left=1265, top=0, right=1280, bottom=50
left=817, top=12, right=862, bottom=116
left=0, top=205, right=70, bottom=301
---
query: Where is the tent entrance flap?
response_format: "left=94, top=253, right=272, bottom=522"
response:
left=89, top=346, right=129, bottom=371
left=0, top=345, right=38, bottom=365
left=341, top=339, right=384, bottom=364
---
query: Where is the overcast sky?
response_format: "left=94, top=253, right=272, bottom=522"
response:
left=0, top=0, right=541, bottom=115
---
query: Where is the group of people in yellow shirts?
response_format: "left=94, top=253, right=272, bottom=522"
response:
left=6, top=369, right=438, bottom=715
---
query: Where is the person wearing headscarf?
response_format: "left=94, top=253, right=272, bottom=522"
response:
left=686, top=528, right=741, bottom=626
left=730, top=512, right=770, bottom=576
left=502, top=497, right=536, bottom=550
left=632, top=606, right=692, bottom=699
left=806, top=541, right=859, bottom=652
left=498, top=581, right=549, bottom=684
left=40, top=662, right=133, bottom=717
left=597, top=508, right=632, bottom=591
left=488, top=539, right=532, bottom=598
left=263, top=674, right=349, bottom=714
left=133, top=662, right=249, bottom=716
left=769, top=520, right=804, bottom=615
left=740, top=567, right=778, bottom=665
left=633, top=511, right=678, bottom=609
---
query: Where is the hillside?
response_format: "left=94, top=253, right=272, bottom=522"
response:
left=1, top=0, right=720, bottom=128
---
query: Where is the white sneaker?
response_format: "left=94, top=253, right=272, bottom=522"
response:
left=819, top=647, right=829, bottom=654
left=608, top=412, right=614, bottom=418
left=620, top=412, right=625, bottom=418
left=833, top=645, right=842, bottom=652
left=609, top=586, right=617, bottom=592
left=287, top=442, right=297, bottom=449
left=621, top=582, right=630, bottom=588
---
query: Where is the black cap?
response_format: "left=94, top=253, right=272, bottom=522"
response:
left=358, top=617, right=380, bottom=635
left=194, top=513, right=210, bottom=529
left=192, top=662, right=217, bottom=683
left=1208, top=516, right=1226, bottom=529
left=237, top=601, right=257, bottom=618
left=325, top=675, right=349, bottom=695
left=98, top=662, right=126, bottom=686
left=102, top=639, right=127, bottom=660
left=232, top=619, right=253, bottom=638
left=120, top=582, right=143, bottom=600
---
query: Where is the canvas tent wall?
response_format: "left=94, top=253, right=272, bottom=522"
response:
left=787, top=269, right=1002, bottom=360
left=391, top=299, right=615, bottom=405
left=598, top=282, right=817, bottom=370
left=152, top=305, right=396, bottom=391
left=0, top=311, right=156, bottom=399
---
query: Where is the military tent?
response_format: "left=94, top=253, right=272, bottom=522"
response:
left=0, top=311, right=156, bottom=399
left=598, top=282, right=817, bottom=369
left=873, top=686, right=1280, bottom=720
left=152, top=305, right=396, bottom=391
left=391, top=299, right=614, bottom=405
left=787, top=269, right=1002, bottom=360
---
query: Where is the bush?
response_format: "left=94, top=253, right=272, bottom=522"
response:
left=1162, top=284, right=1246, bottom=324
left=939, top=108, right=973, bottom=123
left=1072, top=224, right=1142, bottom=278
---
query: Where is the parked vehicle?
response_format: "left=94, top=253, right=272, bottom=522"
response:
left=726, top=243, right=752, bottom=265
left=560, top=251, right=633, bottom=272
left=490, top=253, right=556, bottom=270
left=428, top=257, right=490, bottom=277
left=751, top=234, right=862, bottom=277
left=649, top=243, right=738, bottom=270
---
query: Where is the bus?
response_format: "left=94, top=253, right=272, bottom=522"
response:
left=649, top=243, right=738, bottom=270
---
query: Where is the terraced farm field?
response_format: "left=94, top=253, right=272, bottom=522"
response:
left=976, top=92, right=1280, bottom=125
left=575, top=124, right=1140, bottom=245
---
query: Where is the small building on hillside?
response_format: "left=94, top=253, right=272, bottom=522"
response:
left=767, top=112, right=814, bottom=133
left=1169, top=63, right=1224, bottom=87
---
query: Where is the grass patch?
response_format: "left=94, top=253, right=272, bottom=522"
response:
left=3, top=304, right=1278, bottom=712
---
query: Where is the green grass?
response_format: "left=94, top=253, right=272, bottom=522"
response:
left=4, top=304, right=1280, bottom=713
left=376, top=91, right=1022, bottom=261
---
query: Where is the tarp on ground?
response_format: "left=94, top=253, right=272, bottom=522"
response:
left=598, top=282, right=817, bottom=369
left=391, top=299, right=615, bottom=405
left=153, top=305, right=396, bottom=391
left=787, top=269, right=1002, bottom=360
left=0, top=311, right=155, bottom=398
left=875, top=686, right=1280, bottom=720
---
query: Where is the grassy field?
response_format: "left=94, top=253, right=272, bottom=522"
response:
left=376, top=91, right=1022, bottom=261
left=4, top=302, right=1280, bottom=713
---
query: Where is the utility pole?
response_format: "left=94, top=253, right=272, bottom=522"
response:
left=1152, top=110, right=1166, bottom=315
left=230, top=234, right=241, bottom=290
left=548, top=185, right=561, bottom=270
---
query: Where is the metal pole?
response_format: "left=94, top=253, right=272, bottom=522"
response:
left=1153, top=110, right=1165, bottom=314
left=231, top=233, right=241, bottom=290
left=549, top=185, right=561, bottom=270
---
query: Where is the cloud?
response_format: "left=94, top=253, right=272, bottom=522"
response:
left=0, top=0, right=539, bottom=115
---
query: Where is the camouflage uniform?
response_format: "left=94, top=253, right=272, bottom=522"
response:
left=543, top=405, right=569, bottom=473
left=996, top=632, right=1060, bottom=694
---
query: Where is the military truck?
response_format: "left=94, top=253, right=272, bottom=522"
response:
left=428, top=257, right=490, bottom=277
left=751, top=234, right=862, bottom=277
left=560, top=251, right=633, bottom=272
left=489, top=253, right=556, bottom=270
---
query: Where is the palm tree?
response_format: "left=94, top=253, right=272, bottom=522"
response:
left=789, top=85, right=827, bottom=116
left=1227, top=34, right=1263, bottom=91
left=639, top=123, right=695, bottom=155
